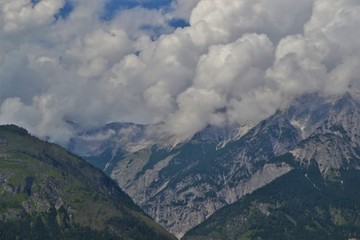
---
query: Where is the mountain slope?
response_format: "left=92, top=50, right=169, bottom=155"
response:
left=183, top=93, right=360, bottom=239
left=0, top=125, right=176, bottom=240
left=183, top=158, right=360, bottom=240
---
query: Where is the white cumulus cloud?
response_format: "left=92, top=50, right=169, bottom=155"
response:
left=0, top=0, right=359, bottom=144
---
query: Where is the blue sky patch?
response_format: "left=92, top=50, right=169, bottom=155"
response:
left=55, top=1, right=74, bottom=20
left=103, top=0, right=173, bottom=20
left=168, top=18, right=189, bottom=28
left=33, top=0, right=189, bottom=31
left=31, top=0, right=41, bottom=6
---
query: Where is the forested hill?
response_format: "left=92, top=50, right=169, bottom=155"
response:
left=0, top=124, right=176, bottom=240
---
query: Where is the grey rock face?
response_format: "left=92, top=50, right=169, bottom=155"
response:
left=291, top=93, right=360, bottom=176
left=111, top=112, right=301, bottom=237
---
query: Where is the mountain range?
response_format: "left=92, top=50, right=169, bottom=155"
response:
left=184, top=92, right=360, bottom=238
left=68, top=92, right=360, bottom=238
left=1, top=92, right=360, bottom=239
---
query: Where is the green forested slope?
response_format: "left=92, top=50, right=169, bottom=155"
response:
left=0, top=125, right=176, bottom=240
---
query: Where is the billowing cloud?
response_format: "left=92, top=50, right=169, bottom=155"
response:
left=166, top=33, right=275, bottom=137
left=168, top=0, right=200, bottom=21
left=0, top=0, right=359, bottom=144
left=2, top=0, right=65, bottom=32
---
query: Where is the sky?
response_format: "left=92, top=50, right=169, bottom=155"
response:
left=0, top=0, right=360, bottom=145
